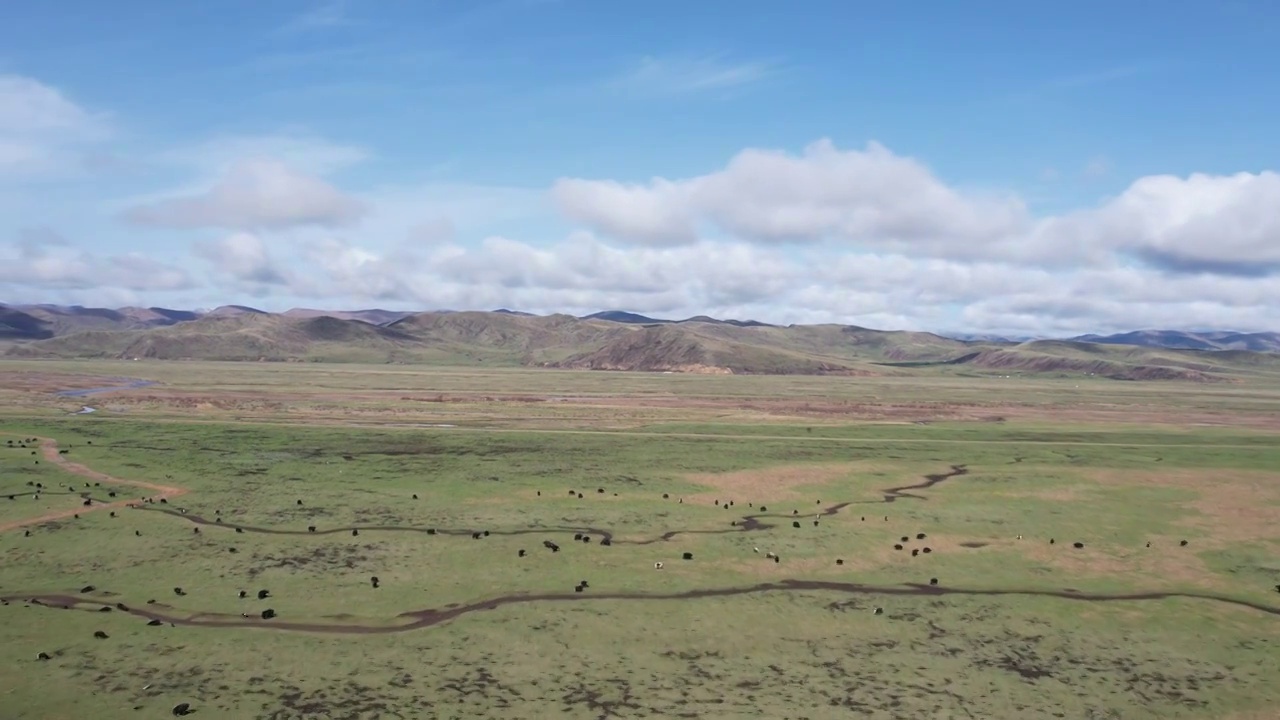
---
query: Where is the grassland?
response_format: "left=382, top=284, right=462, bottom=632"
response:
left=1, top=359, right=1279, bottom=719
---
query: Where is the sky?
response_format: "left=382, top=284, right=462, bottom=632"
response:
left=1, top=0, right=1278, bottom=336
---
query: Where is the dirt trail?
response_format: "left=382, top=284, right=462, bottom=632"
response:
left=0, top=435, right=186, bottom=533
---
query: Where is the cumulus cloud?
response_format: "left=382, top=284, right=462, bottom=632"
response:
left=0, top=76, right=95, bottom=135
left=193, top=232, right=288, bottom=285
left=124, top=159, right=367, bottom=231
left=9, top=115, right=1280, bottom=336
left=294, top=237, right=416, bottom=301
left=552, top=178, right=698, bottom=246
left=162, top=129, right=1280, bottom=335
left=0, top=228, right=194, bottom=292
left=553, top=139, right=1033, bottom=258
left=406, top=217, right=456, bottom=245
left=554, top=138, right=1280, bottom=281
left=175, top=217, right=1280, bottom=336
left=0, top=74, right=109, bottom=180
left=1055, top=171, right=1280, bottom=275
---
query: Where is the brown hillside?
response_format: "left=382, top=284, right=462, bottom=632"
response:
left=554, top=325, right=712, bottom=372
left=962, top=348, right=1224, bottom=382
left=117, top=314, right=419, bottom=360
left=387, top=311, right=630, bottom=354
left=7, top=308, right=1278, bottom=382
left=552, top=324, right=877, bottom=375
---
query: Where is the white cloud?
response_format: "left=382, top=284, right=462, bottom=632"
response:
left=8, top=115, right=1280, bottom=336
left=553, top=138, right=1280, bottom=280
left=553, top=139, right=1034, bottom=259
left=0, top=229, right=194, bottom=292
left=406, top=217, right=456, bottom=245
left=1120, top=172, right=1280, bottom=271
left=609, top=53, right=779, bottom=96
left=0, top=74, right=109, bottom=180
left=0, top=75, right=97, bottom=136
left=552, top=177, right=697, bottom=246
left=174, top=201, right=1280, bottom=335
left=193, top=232, right=287, bottom=285
left=124, top=158, right=367, bottom=230
left=1036, top=170, right=1280, bottom=275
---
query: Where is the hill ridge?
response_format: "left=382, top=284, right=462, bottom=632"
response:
left=4, top=302, right=1273, bottom=348
left=6, top=305, right=1279, bottom=382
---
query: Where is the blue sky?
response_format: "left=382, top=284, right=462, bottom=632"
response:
left=1, top=0, right=1278, bottom=334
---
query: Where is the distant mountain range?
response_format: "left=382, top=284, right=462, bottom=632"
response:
left=2, top=302, right=1277, bottom=381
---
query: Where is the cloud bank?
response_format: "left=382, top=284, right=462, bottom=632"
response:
left=2, top=73, right=1278, bottom=336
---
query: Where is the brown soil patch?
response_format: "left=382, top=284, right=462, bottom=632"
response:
left=0, top=370, right=137, bottom=395
left=14, top=374, right=1280, bottom=430
left=683, top=462, right=890, bottom=503
left=550, top=395, right=1280, bottom=430
left=1083, top=468, right=1280, bottom=546
left=993, top=404, right=1280, bottom=431
left=915, top=532, right=1226, bottom=588
left=1020, top=539, right=1221, bottom=587
left=0, top=434, right=187, bottom=533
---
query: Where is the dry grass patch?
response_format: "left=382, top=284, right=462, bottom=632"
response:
left=1018, top=539, right=1222, bottom=588
left=0, top=370, right=130, bottom=395
left=683, top=461, right=900, bottom=504
left=1083, top=468, right=1280, bottom=547
left=987, top=404, right=1280, bottom=431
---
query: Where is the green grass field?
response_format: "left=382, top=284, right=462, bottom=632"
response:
left=1, top=361, right=1278, bottom=719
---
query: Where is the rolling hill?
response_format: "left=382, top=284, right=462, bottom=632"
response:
left=0, top=303, right=199, bottom=339
left=5, top=313, right=430, bottom=363
left=7, top=307, right=1279, bottom=382
left=282, top=307, right=416, bottom=325
left=0, top=306, right=55, bottom=340
left=581, top=310, right=775, bottom=327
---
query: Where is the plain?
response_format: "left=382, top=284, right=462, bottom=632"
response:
left=1, top=359, right=1278, bottom=720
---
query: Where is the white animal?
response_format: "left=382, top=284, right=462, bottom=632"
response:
left=654, top=562, right=664, bottom=570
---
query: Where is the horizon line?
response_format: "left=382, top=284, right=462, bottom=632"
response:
left=2, top=301, right=1269, bottom=340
